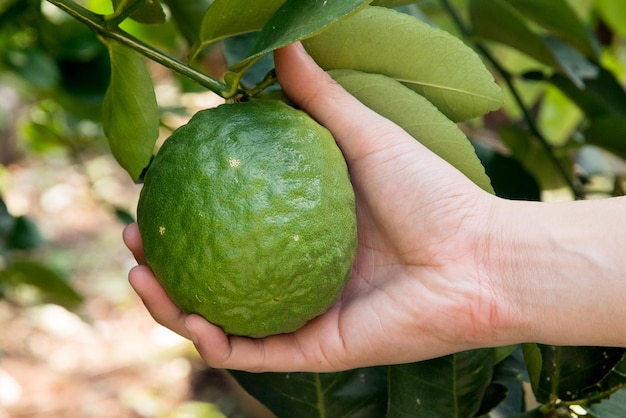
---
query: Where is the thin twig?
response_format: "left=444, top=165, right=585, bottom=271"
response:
left=46, top=0, right=233, bottom=98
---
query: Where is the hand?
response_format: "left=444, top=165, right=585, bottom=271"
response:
left=124, top=43, right=517, bottom=372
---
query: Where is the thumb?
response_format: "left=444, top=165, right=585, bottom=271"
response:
left=274, top=43, right=412, bottom=163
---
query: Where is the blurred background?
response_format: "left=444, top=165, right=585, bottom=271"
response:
left=0, top=0, right=275, bottom=416
left=2, top=0, right=626, bottom=416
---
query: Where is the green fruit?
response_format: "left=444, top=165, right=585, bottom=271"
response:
left=137, top=100, right=357, bottom=338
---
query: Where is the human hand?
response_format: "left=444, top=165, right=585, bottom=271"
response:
left=124, top=42, right=518, bottom=372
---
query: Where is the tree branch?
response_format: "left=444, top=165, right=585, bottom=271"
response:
left=46, top=0, right=232, bottom=98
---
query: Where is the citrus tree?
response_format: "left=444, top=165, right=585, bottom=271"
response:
left=3, top=0, right=626, bottom=416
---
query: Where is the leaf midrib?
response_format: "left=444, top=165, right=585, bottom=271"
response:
left=398, top=78, right=503, bottom=103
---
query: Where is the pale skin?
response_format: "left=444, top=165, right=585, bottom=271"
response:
left=123, top=43, right=626, bottom=373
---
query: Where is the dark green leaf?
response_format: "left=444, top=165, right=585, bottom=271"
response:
left=114, top=207, right=136, bottom=225
left=0, top=198, right=16, bottom=247
left=550, top=67, right=626, bottom=118
left=304, top=6, right=504, bottom=122
left=475, top=383, right=508, bottom=417
left=222, top=33, right=276, bottom=89
left=102, top=41, right=158, bottom=182
left=506, top=0, right=598, bottom=58
left=329, top=69, right=493, bottom=192
left=230, top=367, right=387, bottom=417
left=470, top=0, right=558, bottom=68
left=474, top=142, right=541, bottom=201
left=0, top=259, right=83, bottom=310
left=544, top=37, right=598, bottom=89
left=232, top=0, right=371, bottom=72
left=130, top=0, right=166, bottom=24
left=161, top=0, right=212, bottom=45
left=112, top=0, right=166, bottom=24
left=523, top=343, right=626, bottom=404
left=194, top=0, right=285, bottom=57
left=7, top=216, right=43, bottom=250
left=499, top=125, right=574, bottom=197
left=387, top=349, right=495, bottom=418
left=470, top=0, right=597, bottom=88
left=479, top=346, right=527, bottom=417
left=584, top=116, right=626, bottom=160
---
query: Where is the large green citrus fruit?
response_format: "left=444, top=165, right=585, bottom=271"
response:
left=137, top=100, right=357, bottom=338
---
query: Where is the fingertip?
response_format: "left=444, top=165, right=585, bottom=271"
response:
left=122, top=222, right=139, bottom=244
left=185, top=314, right=233, bottom=366
left=123, top=222, right=147, bottom=265
left=128, top=264, right=155, bottom=295
left=274, top=41, right=335, bottom=110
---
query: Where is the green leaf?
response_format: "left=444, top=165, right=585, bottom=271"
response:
left=7, top=216, right=43, bottom=250
left=222, top=33, right=276, bottom=89
left=522, top=343, right=542, bottom=394
left=522, top=343, right=626, bottom=404
left=544, top=37, right=598, bottom=89
left=589, top=387, right=626, bottom=417
left=371, top=0, right=419, bottom=7
left=550, top=67, right=626, bottom=118
left=304, top=6, right=504, bottom=122
left=595, top=0, right=626, bottom=37
left=537, top=84, right=583, bottom=147
left=102, top=41, right=158, bottom=182
left=195, top=0, right=285, bottom=54
left=0, top=198, right=43, bottom=251
left=387, top=349, right=495, bottom=418
left=0, top=260, right=83, bottom=310
left=329, top=69, right=494, bottom=192
left=5, top=48, right=60, bottom=89
left=114, top=207, right=136, bottom=225
left=498, top=125, right=574, bottom=198
left=474, top=142, right=541, bottom=200
left=0, top=198, right=16, bottom=252
left=229, top=367, right=387, bottom=417
left=480, top=346, right=528, bottom=417
left=470, top=0, right=597, bottom=88
left=506, top=0, right=598, bottom=58
left=161, top=0, right=212, bottom=45
left=470, top=0, right=558, bottom=67
left=231, top=0, right=371, bottom=72
left=584, top=116, right=626, bottom=160
left=111, top=0, right=166, bottom=24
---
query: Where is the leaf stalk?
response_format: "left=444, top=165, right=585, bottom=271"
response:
left=105, top=0, right=147, bottom=28
left=46, top=0, right=233, bottom=98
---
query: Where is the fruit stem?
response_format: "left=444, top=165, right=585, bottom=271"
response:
left=46, top=0, right=235, bottom=98
left=247, top=69, right=278, bottom=98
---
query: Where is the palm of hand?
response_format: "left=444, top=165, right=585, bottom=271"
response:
left=285, top=131, right=495, bottom=371
left=125, top=43, right=502, bottom=373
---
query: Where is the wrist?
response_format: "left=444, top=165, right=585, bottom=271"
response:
left=481, top=197, right=626, bottom=348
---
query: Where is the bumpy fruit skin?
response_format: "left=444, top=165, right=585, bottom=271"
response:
left=137, top=100, right=357, bottom=338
